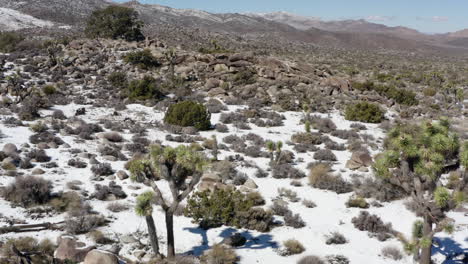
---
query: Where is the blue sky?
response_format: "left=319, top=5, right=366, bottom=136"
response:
left=115, top=0, right=468, bottom=33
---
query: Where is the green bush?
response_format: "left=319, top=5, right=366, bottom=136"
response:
left=351, top=81, right=418, bottom=106
left=185, top=188, right=273, bottom=231
left=42, top=85, right=56, bottom=95
left=85, top=6, right=144, bottom=41
left=124, top=49, right=160, bottom=70
left=0, top=32, right=24, bottom=53
left=164, top=101, right=211, bottom=130
left=126, top=76, right=164, bottom=100
left=108, top=71, right=127, bottom=88
left=345, top=102, right=385, bottom=123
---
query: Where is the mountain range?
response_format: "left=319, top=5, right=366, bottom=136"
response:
left=1, top=0, right=468, bottom=54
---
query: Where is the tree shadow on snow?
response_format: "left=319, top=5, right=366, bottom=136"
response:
left=184, top=226, right=278, bottom=256
left=432, top=237, right=468, bottom=264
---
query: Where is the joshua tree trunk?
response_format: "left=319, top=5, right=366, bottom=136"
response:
left=145, top=215, right=160, bottom=256
left=420, top=215, right=433, bottom=264
left=165, top=211, right=175, bottom=258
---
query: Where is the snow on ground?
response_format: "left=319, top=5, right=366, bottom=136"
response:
left=0, top=7, right=54, bottom=31
left=0, top=100, right=467, bottom=264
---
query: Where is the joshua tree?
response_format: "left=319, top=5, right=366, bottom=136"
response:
left=266, top=141, right=275, bottom=162
left=211, top=135, right=219, bottom=161
left=373, top=119, right=468, bottom=264
left=275, top=141, right=283, bottom=164
left=305, top=120, right=311, bottom=133
left=135, top=191, right=160, bottom=256
left=129, top=144, right=209, bottom=258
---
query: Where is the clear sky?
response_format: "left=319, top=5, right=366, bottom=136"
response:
left=113, top=0, right=468, bottom=33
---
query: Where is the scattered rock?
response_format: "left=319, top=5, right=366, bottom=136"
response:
left=116, top=170, right=129, bottom=180
left=84, top=250, right=119, bottom=264
left=55, top=237, right=95, bottom=263
left=2, top=143, right=18, bottom=156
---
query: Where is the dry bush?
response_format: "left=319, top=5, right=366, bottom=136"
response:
left=309, top=164, right=352, bottom=194
left=352, top=211, right=393, bottom=241
left=325, top=232, right=347, bottom=245
left=2, top=176, right=52, bottom=207
left=313, top=149, right=337, bottom=161
left=271, top=200, right=291, bottom=216
left=106, top=202, right=130, bottom=213
left=201, top=244, right=238, bottom=264
left=282, top=239, right=305, bottom=256
left=302, top=199, right=316, bottom=208
left=246, top=191, right=265, bottom=206
left=325, top=255, right=350, bottom=264
left=381, top=246, right=403, bottom=260
left=345, top=196, right=369, bottom=209
left=272, top=164, right=305, bottom=179
left=297, top=255, right=325, bottom=264
left=0, top=237, right=56, bottom=264
left=278, top=187, right=300, bottom=202
left=284, top=212, right=306, bottom=228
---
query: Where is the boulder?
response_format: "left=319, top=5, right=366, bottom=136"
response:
left=84, top=250, right=119, bottom=264
left=55, top=237, right=95, bottom=263
left=31, top=168, right=46, bottom=175
left=345, top=160, right=362, bottom=170
left=116, top=170, right=129, bottom=180
left=2, top=143, right=17, bottom=156
left=243, top=179, right=258, bottom=189
left=351, top=152, right=373, bottom=167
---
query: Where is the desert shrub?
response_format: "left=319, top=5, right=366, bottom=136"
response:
left=345, top=196, right=369, bottom=208
left=107, top=202, right=130, bottom=212
left=326, top=232, right=347, bottom=245
left=30, top=131, right=64, bottom=145
left=235, top=207, right=274, bottom=232
left=302, top=199, right=316, bottom=208
left=67, top=158, right=88, bottom=168
left=352, top=211, right=393, bottom=241
left=282, top=239, right=305, bottom=256
left=185, top=188, right=253, bottom=229
left=215, top=123, right=229, bottom=133
left=65, top=200, right=105, bottom=234
left=309, top=164, right=352, bottom=194
left=164, top=101, right=211, bottom=130
left=297, top=255, right=325, bottom=264
left=211, top=160, right=238, bottom=181
left=423, top=87, right=437, bottom=97
left=290, top=180, right=302, bottom=187
left=313, top=149, right=337, bottom=161
left=381, top=246, right=403, bottom=261
left=0, top=237, right=55, bottom=264
left=126, top=76, right=164, bottom=100
left=85, top=5, right=144, bottom=41
left=325, top=255, right=350, bottom=264
left=42, top=85, right=56, bottom=95
left=353, top=177, right=407, bottom=202
left=18, top=95, right=45, bottom=121
left=309, top=115, right=337, bottom=133
left=344, top=102, right=385, bottom=123
left=92, top=181, right=127, bottom=200
left=52, top=110, right=66, bottom=120
left=284, top=212, right=306, bottom=228
left=272, top=163, right=305, bottom=179
left=331, top=129, right=359, bottom=140
left=232, top=173, right=248, bottom=185
left=26, top=148, right=51, bottom=162
left=2, top=176, right=52, bottom=207
left=0, top=32, right=24, bottom=53
left=278, top=187, right=300, bottom=202
left=186, top=189, right=273, bottom=232
left=201, top=244, right=238, bottom=264
left=271, top=200, right=291, bottom=216
left=325, top=140, right=346, bottom=151
left=49, top=191, right=83, bottom=212
left=206, top=98, right=227, bottom=113
left=255, top=167, right=269, bottom=178
left=246, top=191, right=265, bottom=206
left=291, top=132, right=324, bottom=145
left=91, top=163, right=114, bottom=176
left=124, top=49, right=160, bottom=69
left=219, top=112, right=247, bottom=124
left=108, top=71, right=127, bottom=88
left=101, top=131, right=123, bottom=142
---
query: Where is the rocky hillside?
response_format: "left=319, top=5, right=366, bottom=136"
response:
left=1, top=0, right=468, bottom=54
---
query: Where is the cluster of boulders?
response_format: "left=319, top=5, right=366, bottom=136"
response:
left=345, top=151, right=373, bottom=172
left=55, top=237, right=119, bottom=264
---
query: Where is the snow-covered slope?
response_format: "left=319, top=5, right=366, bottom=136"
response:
left=0, top=7, right=54, bottom=30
